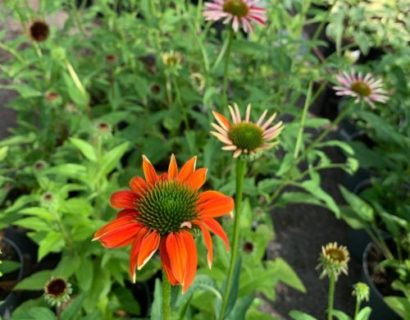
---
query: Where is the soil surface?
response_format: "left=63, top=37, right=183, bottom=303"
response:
left=266, top=146, right=362, bottom=319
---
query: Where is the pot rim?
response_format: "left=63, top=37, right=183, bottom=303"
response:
left=1, top=236, right=24, bottom=282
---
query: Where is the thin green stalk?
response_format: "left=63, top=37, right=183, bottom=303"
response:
left=219, top=158, right=246, bottom=320
left=294, top=82, right=313, bottom=158
left=327, top=274, right=336, bottom=320
left=222, top=28, right=234, bottom=106
left=162, top=270, right=171, bottom=320
left=172, top=76, right=189, bottom=130
left=354, top=298, right=360, bottom=319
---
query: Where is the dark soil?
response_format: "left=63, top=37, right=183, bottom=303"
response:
left=266, top=146, right=362, bottom=319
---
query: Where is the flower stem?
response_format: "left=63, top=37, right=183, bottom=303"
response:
left=219, top=157, right=246, bottom=320
left=327, top=274, right=336, bottom=320
left=162, top=270, right=171, bottom=320
left=222, top=28, right=234, bottom=107
left=354, top=298, right=360, bottom=319
left=294, top=82, right=313, bottom=158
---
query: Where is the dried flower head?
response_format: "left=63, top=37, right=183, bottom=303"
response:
left=93, top=155, right=234, bottom=293
left=95, top=121, right=112, bottom=134
left=211, top=104, right=284, bottom=158
left=33, top=160, right=47, bottom=171
left=44, top=277, right=72, bottom=307
left=333, top=71, right=389, bottom=108
left=190, top=72, right=206, bottom=93
left=318, top=242, right=350, bottom=279
left=42, top=192, right=54, bottom=203
left=28, top=20, right=50, bottom=42
left=162, top=51, right=182, bottom=69
left=105, top=54, right=117, bottom=63
left=45, top=91, right=60, bottom=102
left=203, top=0, right=266, bottom=33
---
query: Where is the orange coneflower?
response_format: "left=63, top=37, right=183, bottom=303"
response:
left=93, top=155, right=234, bottom=292
left=211, top=103, right=284, bottom=158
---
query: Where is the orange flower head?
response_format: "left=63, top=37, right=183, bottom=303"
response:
left=211, top=104, right=284, bottom=158
left=93, top=155, right=234, bottom=293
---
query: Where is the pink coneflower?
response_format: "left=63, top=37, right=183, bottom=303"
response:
left=333, top=71, right=389, bottom=108
left=211, top=104, right=284, bottom=158
left=203, top=0, right=267, bottom=33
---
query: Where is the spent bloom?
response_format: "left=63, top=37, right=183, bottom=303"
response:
left=93, top=155, right=234, bottom=292
left=317, top=242, right=350, bottom=280
left=211, top=104, right=284, bottom=158
left=333, top=71, right=389, bottom=108
left=28, top=20, right=50, bottom=42
left=44, top=277, right=72, bottom=307
left=352, top=282, right=370, bottom=303
left=203, top=0, right=267, bottom=33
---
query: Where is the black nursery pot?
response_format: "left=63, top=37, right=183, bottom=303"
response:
left=361, top=243, right=401, bottom=320
left=0, top=236, right=24, bottom=319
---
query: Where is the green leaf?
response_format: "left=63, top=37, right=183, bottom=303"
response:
left=355, top=307, right=372, bottom=320
left=339, top=186, right=374, bottom=222
left=20, top=207, right=55, bottom=221
left=0, top=146, right=8, bottom=161
left=99, top=142, right=129, bottom=177
left=332, top=310, right=351, bottom=320
left=54, top=255, right=81, bottom=278
left=76, top=259, right=94, bottom=291
left=0, top=260, right=21, bottom=274
left=221, top=257, right=242, bottom=319
left=289, top=310, right=318, bottom=320
left=11, top=307, right=57, bottom=320
left=384, top=296, right=410, bottom=319
left=14, top=217, right=50, bottom=231
left=38, top=232, right=65, bottom=261
left=14, top=270, right=53, bottom=290
left=113, top=286, right=140, bottom=315
left=69, top=138, right=97, bottom=162
left=150, top=279, right=162, bottom=320
left=61, top=293, right=86, bottom=320
left=226, top=295, right=254, bottom=320
left=301, top=180, right=340, bottom=217
left=271, top=258, right=306, bottom=293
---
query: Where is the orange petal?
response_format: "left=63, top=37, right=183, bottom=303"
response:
left=159, top=238, right=179, bottom=285
left=110, top=190, right=139, bottom=209
left=203, top=218, right=230, bottom=251
left=116, top=209, right=139, bottom=218
left=93, top=215, right=138, bottom=241
left=180, top=231, right=198, bottom=293
left=137, top=231, right=160, bottom=270
left=198, top=223, right=213, bottom=268
left=129, top=227, right=149, bottom=282
left=165, top=232, right=187, bottom=284
left=177, top=156, right=197, bottom=182
left=168, top=154, right=178, bottom=179
left=198, top=192, right=234, bottom=218
left=142, top=155, right=158, bottom=185
left=99, top=223, right=142, bottom=248
left=212, top=111, right=231, bottom=130
left=185, top=168, right=207, bottom=190
left=129, top=176, right=148, bottom=196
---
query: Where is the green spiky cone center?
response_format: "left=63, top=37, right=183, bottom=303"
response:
left=223, top=0, right=249, bottom=17
left=228, top=122, right=264, bottom=152
left=326, top=248, right=346, bottom=263
left=351, top=81, right=371, bottom=97
left=137, top=181, right=199, bottom=235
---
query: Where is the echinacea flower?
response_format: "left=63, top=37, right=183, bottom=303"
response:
left=44, top=277, right=72, bottom=307
left=162, top=51, right=183, bottom=69
left=28, top=20, right=50, bottom=42
left=203, top=0, right=267, bottom=33
left=93, top=155, right=234, bottom=292
left=317, top=242, right=350, bottom=279
left=211, top=104, right=284, bottom=158
left=333, top=71, right=389, bottom=108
